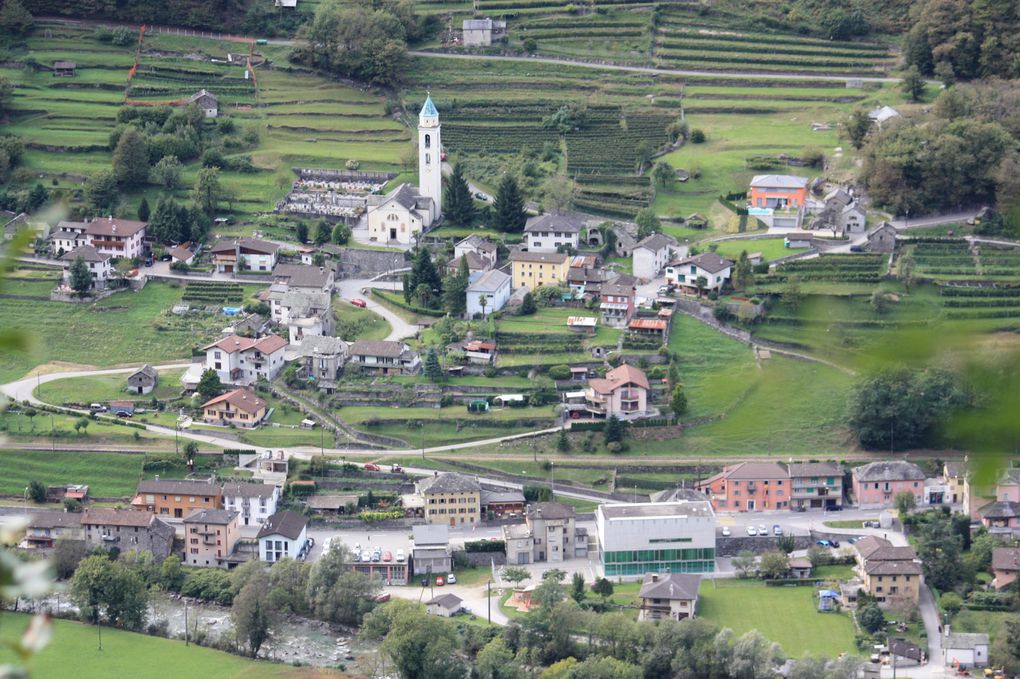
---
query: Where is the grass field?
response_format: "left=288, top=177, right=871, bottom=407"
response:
left=0, top=410, right=173, bottom=448
left=697, top=579, right=857, bottom=657
left=712, top=238, right=806, bottom=263
left=0, top=449, right=143, bottom=497
left=334, top=299, right=392, bottom=342
left=34, top=369, right=187, bottom=405
left=0, top=613, right=345, bottom=679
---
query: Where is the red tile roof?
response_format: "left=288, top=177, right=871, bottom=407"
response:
left=201, top=388, right=267, bottom=415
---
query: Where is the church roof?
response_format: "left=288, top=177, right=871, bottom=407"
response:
left=420, top=95, right=438, bottom=118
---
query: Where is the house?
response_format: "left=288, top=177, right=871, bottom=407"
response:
left=466, top=269, right=512, bottom=317
left=447, top=251, right=492, bottom=277
left=584, top=363, right=650, bottom=419
left=366, top=183, right=437, bottom=245
left=84, top=216, right=148, bottom=259
left=503, top=502, right=586, bottom=565
left=890, top=639, right=924, bottom=667
left=257, top=510, right=309, bottom=563
left=189, top=89, right=219, bottom=118
left=665, top=253, right=733, bottom=294
left=21, top=512, right=83, bottom=549
left=451, top=338, right=497, bottom=365
left=272, top=263, right=334, bottom=293
left=209, top=238, right=280, bottom=273
left=417, top=473, right=481, bottom=526
left=299, top=335, right=348, bottom=393
left=980, top=501, right=1020, bottom=535
left=595, top=501, right=715, bottom=580
left=168, top=244, right=196, bottom=265
left=852, top=535, right=893, bottom=567
left=788, top=557, right=813, bottom=579
left=784, top=231, right=815, bottom=249
left=480, top=488, right=526, bottom=519
left=222, top=482, right=280, bottom=527
left=861, top=545, right=922, bottom=608
left=127, top=364, right=158, bottom=395
left=201, top=388, right=268, bottom=428
left=53, top=60, right=76, bottom=77
left=942, top=631, right=989, bottom=669
left=839, top=204, right=867, bottom=234
left=628, top=318, right=668, bottom=340
left=991, top=547, right=1020, bottom=591
left=787, top=461, right=843, bottom=510
left=943, top=460, right=970, bottom=508
left=269, top=288, right=334, bottom=345
left=462, top=17, right=506, bottom=46
left=868, top=105, right=900, bottom=127
left=425, top=593, right=463, bottom=617
left=566, top=265, right=611, bottom=299
left=748, top=175, right=809, bottom=228
left=696, top=461, right=790, bottom=512
left=510, top=251, right=570, bottom=291
left=454, top=235, right=498, bottom=267
left=202, top=334, right=289, bottom=385
left=81, top=508, right=175, bottom=560
left=132, top=477, right=223, bottom=519
left=183, top=509, right=241, bottom=568
left=49, top=222, right=88, bottom=255
left=996, top=468, right=1020, bottom=501
left=851, top=461, right=925, bottom=509
left=638, top=572, right=701, bottom=622
left=600, top=282, right=635, bottom=328
left=60, top=246, right=112, bottom=291
left=348, top=339, right=420, bottom=375
left=524, top=214, right=581, bottom=253
left=864, top=222, right=897, bottom=253
left=411, top=524, right=452, bottom=575
left=633, top=233, right=683, bottom=281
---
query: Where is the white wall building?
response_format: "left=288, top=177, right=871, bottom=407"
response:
left=633, top=233, right=683, bottom=281
left=462, top=18, right=506, bottom=46
left=524, top=214, right=580, bottom=253
left=257, top=510, right=309, bottom=563
left=59, top=245, right=113, bottom=291
left=466, top=269, right=511, bottom=317
left=595, top=501, right=716, bottom=580
left=665, top=253, right=734, bottom=294
left=418, top=94, right=442, bottom=219
left=203, top=334, right=289, bottom=385
left=222, top=482, right=281, bottom=527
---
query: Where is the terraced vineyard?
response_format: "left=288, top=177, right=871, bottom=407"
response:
left=181, top=281, right=245, bottom=304
left=764, top=254, right=889, bottom=283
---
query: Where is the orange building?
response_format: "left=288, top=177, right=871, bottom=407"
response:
left=748, top=175, right=809, bottom=210
left=696, top=461, right=790, bottom=512
left=132, top=478, right=223, bottom=519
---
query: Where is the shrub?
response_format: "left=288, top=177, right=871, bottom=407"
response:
left=345, top=159, right=360, bottom=170
left=548, top=364, right=571, bottom=380
left=690, top=129, right=706, bottom=144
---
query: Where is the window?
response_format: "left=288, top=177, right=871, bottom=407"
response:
left=424, top=134, right=431, bottom=149
left=425, top=153, right=430, bottom=165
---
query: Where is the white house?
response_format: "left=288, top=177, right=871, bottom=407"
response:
left=209, top=238, right=280, bottom=274
left=595, top=501, right=716, bottom=580
left=269, top=288, right=334, bottom=346
left=189, top=89, right=218, bottom=118
left=638, top=572, right=701, bottom=622
left=366, top=96, right=442, bottom=245
left=203, top=334, right=289, bottom=385
left=55, top=217, right=148, bottom=260
left=454, top=235, right=497, bottom=267
left=426, top=593, right=463, bottom=617
left=665, top=253, right=733, bottom=294
left=462, top=18, right=506, bottom=46
left=633, top=233, right=683, bottom=281
left=466, top=269, right=511, bottom=317
left=50, top=222, right=88, bottom=256
left=257, top=510, right=309, bottom=563
left=868, top=105, right=900, bottom=127
left=524, top=214, right=580, bottom=253
left=222, top=482, right=281, bottom=527
left=942, top=631, right=988, bottom=669
left=348, top=340, right=420, bottom=375
left=60, top=245, right=113, bottom=291
left=840, top=204, right=867, bottom=234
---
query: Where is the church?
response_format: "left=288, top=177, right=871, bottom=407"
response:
left=366, top=95, right=443, bottom=245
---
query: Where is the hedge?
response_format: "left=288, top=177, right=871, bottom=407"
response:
left=764, top=578, right=819, bottom=587
left=373, top=290, right=446, bottom=317
left=466, top=539, right=506, bottom=553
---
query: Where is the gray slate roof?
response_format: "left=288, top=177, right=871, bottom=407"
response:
left=635, top=233, right=676, bottom=252
left=257, top=510, right=307, bottom=540
left=129, top=364, right=158, bottom=383
left=137, top=478, right=220, bottom=496
left=60, top=245, right=109, bottom=263
left=981, top=501, right=1020, bottom=520
left=273, top=264, right=332, bottom=290
left=787, top=461, right=842, bottom=478
left=383, top=183, right=431, bottom=211
left=222, top=482, right=278, bottom=499
left=468, top=269, right=511, bottom=294
left=650, top=487, right=709, bottom=503
left=349, top=339, right=409, bottom=359
left=672, top=252, right=734, bottom=274
left=852, top=461, right=925, bottom=482
left=183, top=509, right=238, bottom=525
left=527, top=502, right=575, bottom=521
left=426, top=593, right=463, bottom=609
left=639, top=572, right=701, bottom=601
left=525, top=213, right=581, bottom=234
left=419, top=472, right=481, bottom=495
left=301, top=335, right=348, bottom=357
left=412, top=523, right=450, bottom=546
left=944, top=632, right=988, bottom=650
left=750, top=174, right=808, bottom=189
left=30, top=512, right=82, bottom=529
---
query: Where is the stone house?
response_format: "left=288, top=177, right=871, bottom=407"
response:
left=81, top=508, right=175, bottom=560
left=189, top=89, right=219, bottom=118
left=127, top=364, right=158, bottom=395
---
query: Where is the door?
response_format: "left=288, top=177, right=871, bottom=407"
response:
left=746, top=499, right=755, bottom=511
left=389, top=228, right=397, bottom=240
left=449, top=517, right=455, bottom=527
left=174, top=508, right=182, bottom=518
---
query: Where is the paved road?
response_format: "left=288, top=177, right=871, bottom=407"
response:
left=334, top=277, right=417, bottom=342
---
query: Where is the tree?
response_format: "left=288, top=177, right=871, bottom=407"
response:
left=733, top=551, right=757, bottom=578
left=940, top=591, right=963, bottom=620
left=442, top=255, right=469, bottom=317
left=653, top=161, right=674, bottom=187
left=894, top=490, right=916, bottom=518
left=424, top=347, right=443, bottom=382
left=917, top=514, right=963, bottom=591
left=729, top=629, right=784, bottom=679
left=137, top=197, right=150, bottom=222
left=27, top=480, right=46, bottom=503
left=192, top=167, right=223, bottom=215
left=901, top=66, right=926, bottom=102
left=758, top=551, right=789, bottom=579
left=0, top=0, right=33, bottom=36
left=151, top=155, right=183, bottom=189
left=782, top=275, right=803, bottom=310
left=147, top=196, right=192, bottom=244
left=557, top=427, right=570, bottom=452
left=635, top=208, right=661, bottom=238
left=69, top=555, right=149, bottom=630
left=566, top=657, right=641, bottom=679
left=331, top=222, right=350, bottom=245
left=695, top=275, right=708, bottom=296
left=540, top=175, right=576, bottom=215
left=159, top=556, right=185, bottom=591
left=267, top=558, right=310, bottom=616
left=857, top=603, right=885, bottom=634
left=501, top=566, right=530, bottom=588
left=477, top=637, right=523, bottom=679
left=777, top=535, right=795, bottom=554
left=532, top=569, right=566, bottom=611
left=407, top=247, right=441, bottom=308
left=232, top=570, right=276, bottom=657
left=591, top=577, right=614, bottom=601
left=295, top=222, right=309, bottom=244
left=52, top=537, right=87, bottom=580
left=732, top=251, right=753, bottom=291
left=670, top=383, right=688, bottom=416
left=112, top=127, right=150, bottom=186
left=196, top=369, right=223, bottom=403
left=898, top=252, right=916, bottom=292
left=306, top=542, right=379, bottom=625
left=27, top=183, right=47, bottom=211
left=444, top=164, right=476, bottom=226
left=520, top=292, right=537, bottom=315
left=74, top=417, right=90, bottom=435
left=184, top=440, right=198, bottom=472
left=84, top=170, right=119, bottom=213
left=604, top=414, right=624, bottom=444
left=569, top=572, right=585, bottom=604
left=522, top=37, right=537, bottom=53
left=313, top=219, right=331, bottom=246
left=845, top=109, right=872, bottom=150
left=493, top=174, right=527, bottom=233
left=68, top=256, right=92, bottom=298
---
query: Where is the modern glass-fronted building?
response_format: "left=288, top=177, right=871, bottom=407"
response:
left=596, top=501, right=716, bottom=579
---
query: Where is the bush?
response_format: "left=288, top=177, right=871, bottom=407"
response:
left=465, top=539, right=506, bottom=553
left=690, top=129, right=706, bottom=144
left=547, top=364, right=571, bottom=380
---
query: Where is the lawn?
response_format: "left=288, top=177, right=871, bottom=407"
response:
left=696, top=579, right=857, bottom=657
left=334, top=299, right=392, bottom=342
left=0, top=449, right=144, bottom=497
left=0, top=410, right=173, bottom=448
left=711, top=237, right=806, bottom=263
left=0, top=613, right=345, bottom=679
left=34, top=369, right=187, bottom=405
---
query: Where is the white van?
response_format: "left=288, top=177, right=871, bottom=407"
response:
left=89, top=403, right=107, bottom=413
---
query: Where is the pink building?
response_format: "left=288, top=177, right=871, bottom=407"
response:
left=696, top=461, right=790, bottom=512
left=183, top=509, right=241, bottom=569
left=584, top=364, right=649, bottom=419
left=851, top=461, right=925, bottom=509
left=996, top=469, right=1020, bottom=502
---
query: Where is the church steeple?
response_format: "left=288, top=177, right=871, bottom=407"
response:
left=418, top=93, right=442, bottom=218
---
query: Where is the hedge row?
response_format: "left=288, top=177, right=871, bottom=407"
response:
left=373, top=290, right=446, bottom=317
left=941, top=286, right=1020, bottom=297
left=656, top=38, right=889, bottom=61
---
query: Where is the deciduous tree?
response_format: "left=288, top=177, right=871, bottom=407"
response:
left=68, top=256, right=92, bottom=297
left=196, top=369, right=223, bottom=403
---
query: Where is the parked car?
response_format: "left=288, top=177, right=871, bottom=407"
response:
left=435, top=576, right=445, bottom=586
left=758, top=524, right=767, bottom=536
left=447, top=573, right=457, bottom=584
left=116, top=410, right=132, bottom=418
left=421, top=577, right=429, bottom=587
left=350, top=298, right=367, bottom=308
left=395, top=549, right=406, bottom=562
left=746, top=526, right=758, bottom=536
left=816, top=539, right=833, bottom=547
left=721, top=526, right=731, bottom=537
left=391, top=464, right=403, bottom=473
left=772, top=525, right=782, bottom=536
left=364, top=463, right=381, bottom=471
left=371, top=551, right=381, bottom=562
left=373, top=593, right=391, bottom=603
left=382, top=551, right=392, bottom=562
left=89, top=403, right=107, bottom=413
left=144, top=257, right=153, bottom=267
left=831, top=540, right=840, bottom=548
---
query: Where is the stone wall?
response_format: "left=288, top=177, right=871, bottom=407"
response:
left=335, top=249, right=407, bottom=277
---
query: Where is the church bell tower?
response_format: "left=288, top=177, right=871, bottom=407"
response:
left=418, top=94, right=442, bottom=220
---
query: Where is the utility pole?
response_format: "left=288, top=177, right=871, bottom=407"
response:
left=487, top=580, right=492, bottom=624
left=184, top=598, right=189, bottom=646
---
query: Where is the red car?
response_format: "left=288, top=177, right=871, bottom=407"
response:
left=350, top=298, right=367, bottom=308
left=382, top=551, right=392, bottom=562
left=435, top=576, right=445, bottom=586
left=364, top=463, right=381, bottom=471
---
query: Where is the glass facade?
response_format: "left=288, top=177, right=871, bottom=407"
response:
left=601, top=547, right=715, bottom=577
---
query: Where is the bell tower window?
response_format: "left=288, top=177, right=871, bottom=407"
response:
left=424, top=134, right=431, bottom=149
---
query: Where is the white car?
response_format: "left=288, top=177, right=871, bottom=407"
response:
left=721, top=526, right=731, bottom=537
left=758, top=524, right=767, bottom=536
left=395, top=549, right=406, bottom=562
left=447, top=573, right=457, bottom=584
left=322, top=537, right=335, bottom=553
left=746, top=525, right=757, bottom=536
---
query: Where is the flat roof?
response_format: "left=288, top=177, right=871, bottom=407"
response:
left=598, top=501, right=714, bottom=520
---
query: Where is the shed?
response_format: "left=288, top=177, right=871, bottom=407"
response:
left=566, top=316, right=597, bottom=333
left=53, top=61, right=76, bottom=77
left=305, top=494, right=359, bottom=514
left=494, top=394, right=526, bottom=407
left=127, top=364, right=158, bottom=395
left=425, top=593, right=463, bottom=617
left=189, top=89, right=219, bottom=118
left=467, top=399, right=490, bottom=413
left=789, top=557, right=812, bottom=579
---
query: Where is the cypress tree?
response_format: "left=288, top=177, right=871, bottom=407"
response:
left=444, top=164, right=476, bottom=226
left=493, top=174, right=527, bottom=233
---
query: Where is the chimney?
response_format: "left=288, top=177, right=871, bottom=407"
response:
left=651, top=573, right=659, bottom=582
